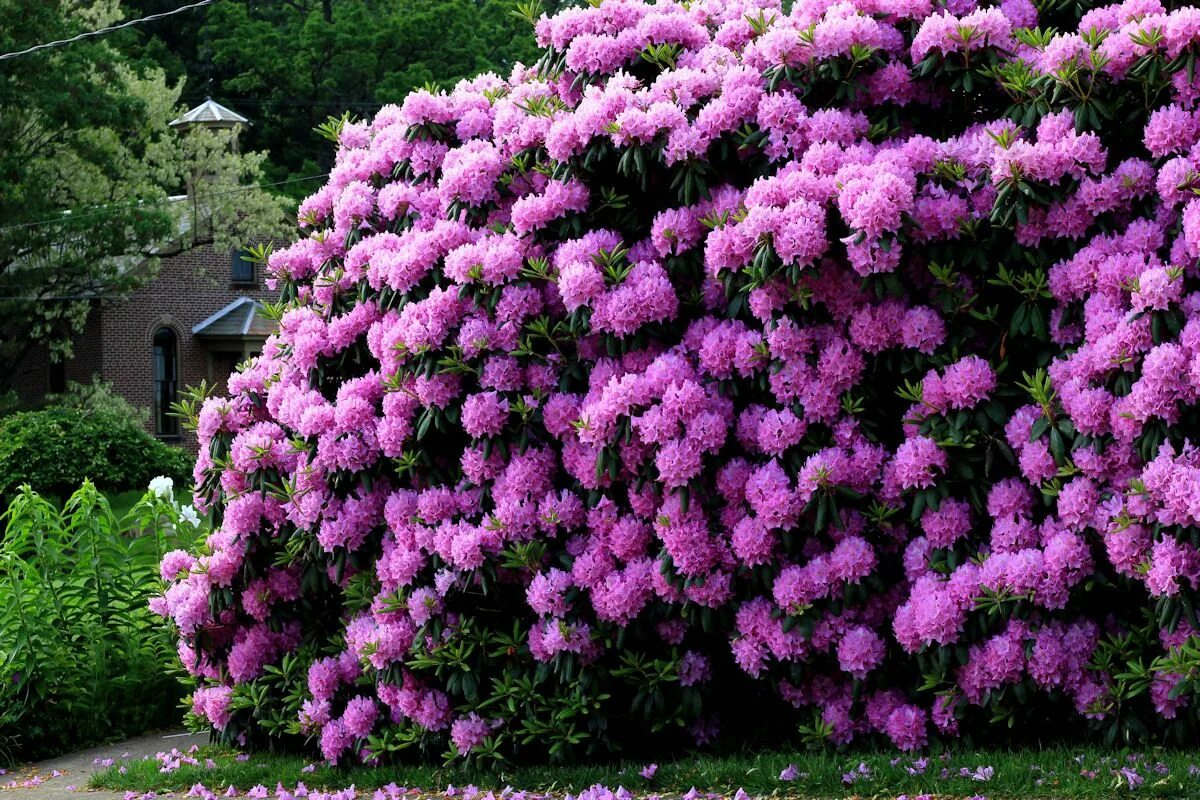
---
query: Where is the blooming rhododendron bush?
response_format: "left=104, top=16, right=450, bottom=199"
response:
left=157, top=0, right=1200, bottom=764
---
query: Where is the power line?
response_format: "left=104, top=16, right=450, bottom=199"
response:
left=0, top=173, right=328, bottom=235
left=0, top=0, right=216, bottom=61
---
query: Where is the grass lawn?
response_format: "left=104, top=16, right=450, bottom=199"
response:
left=90, top=744, right=1200, bottom=798
left=105, top=487, right=193, bottom=519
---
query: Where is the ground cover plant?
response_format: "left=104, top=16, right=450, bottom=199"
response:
left=158, top=0, right=1200, bottom=768
left=0, top=406, right=191, bottom=501
left=0, top=480, right=204, bottom=763
left=85, top=745, right=1200, bottom=799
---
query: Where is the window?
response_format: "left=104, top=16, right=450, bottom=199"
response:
left=48, top=361, right=66, bottom=394
left=231, top=249, right=256, bottom=284
left=153, top=327, right=179, bottom=438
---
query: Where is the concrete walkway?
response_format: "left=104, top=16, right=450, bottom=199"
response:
left=2, top=729, right=207, bottom=799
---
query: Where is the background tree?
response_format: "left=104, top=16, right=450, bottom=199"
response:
left=0, top=0, right=292, bottom=389
left=123, top=0, right=566, bottom=199
left=0, top=0, right=560, bottom=386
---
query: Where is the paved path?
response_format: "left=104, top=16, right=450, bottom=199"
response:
left=1, top=729, right=207, bottom=799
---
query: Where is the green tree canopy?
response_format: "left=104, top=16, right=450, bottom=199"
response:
left=0, top=0, right=291, bottom=386
left=0, top=0, right=558, bottom=387
left=125, top=0, right=557, bottom=198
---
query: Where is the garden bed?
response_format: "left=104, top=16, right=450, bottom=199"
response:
left=89, top=745, right=1200, bottom=799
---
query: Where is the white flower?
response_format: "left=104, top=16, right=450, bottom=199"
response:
left=179, top=504, right=200, bottom=527
left=148, top=475, right=175, bottom=500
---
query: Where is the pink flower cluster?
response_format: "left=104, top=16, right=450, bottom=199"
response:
left=158, top=0, right=1200, bottom=762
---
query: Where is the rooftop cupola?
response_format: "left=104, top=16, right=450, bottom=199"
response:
left=169, top=97, right=250, bottom=133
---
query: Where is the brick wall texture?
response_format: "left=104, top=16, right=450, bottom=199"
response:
left=9, top=244, right=278, bottom=452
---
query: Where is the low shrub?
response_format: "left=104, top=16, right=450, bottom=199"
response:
left=158, top=0, right=1200, bottom=767
left=0, top=480, right=204, bottom=763
left=0, top=391, right=20, bottom=419
left=43, top=377, right=152, bottom=425
left=0, top=407, right=190, bottom=500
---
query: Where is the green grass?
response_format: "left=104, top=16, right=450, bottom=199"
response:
left=0, top=487, right=193, bottom=520
left=90, top=745, right=1200, bottom=798
left=104, top=489, right=151, bottom=520
left=105, top=488, right=192, bottom=520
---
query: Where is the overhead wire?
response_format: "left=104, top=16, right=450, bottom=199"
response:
left=0, top=0, right=216, bottom=61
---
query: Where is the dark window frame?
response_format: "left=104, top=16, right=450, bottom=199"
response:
left=153, top=326, right=180, bottom=439
left=231, top=248, right=256, bottom=285
left=48, top=361, right=66, bottom=394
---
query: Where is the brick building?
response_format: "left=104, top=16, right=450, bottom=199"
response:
left=9, top=240, right=278, bottom=445
left=8, top=101, right=279, bottom=447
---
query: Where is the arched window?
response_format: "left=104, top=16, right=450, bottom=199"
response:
left=153, top=327, right=179, bottom=438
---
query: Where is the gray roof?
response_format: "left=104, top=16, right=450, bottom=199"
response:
left=169, top=99, right=250, bottom=130
left=192, top=297, right=272, bottom=339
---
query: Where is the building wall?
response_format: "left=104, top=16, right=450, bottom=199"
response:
left=8, top=312, right=106, bottom=404
left=10, top=244, right=277, bottom=451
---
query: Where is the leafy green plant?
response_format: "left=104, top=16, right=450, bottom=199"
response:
left=0, top=407, right=190, bottom=502
left=0, top=481, right=205, bottom=763
left=43, top=377, right=151, bottom=425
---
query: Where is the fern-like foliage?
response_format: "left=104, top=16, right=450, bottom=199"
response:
left=0, top=481, right=206, bottom=763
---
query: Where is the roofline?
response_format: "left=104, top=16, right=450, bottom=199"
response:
left=193, top=333, right=269, bottom=345
left=242, top=300, right=260, bottom=335
left=191, top=296, right=256, bottom=335
left=169, top=99, right=251, bottom=128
